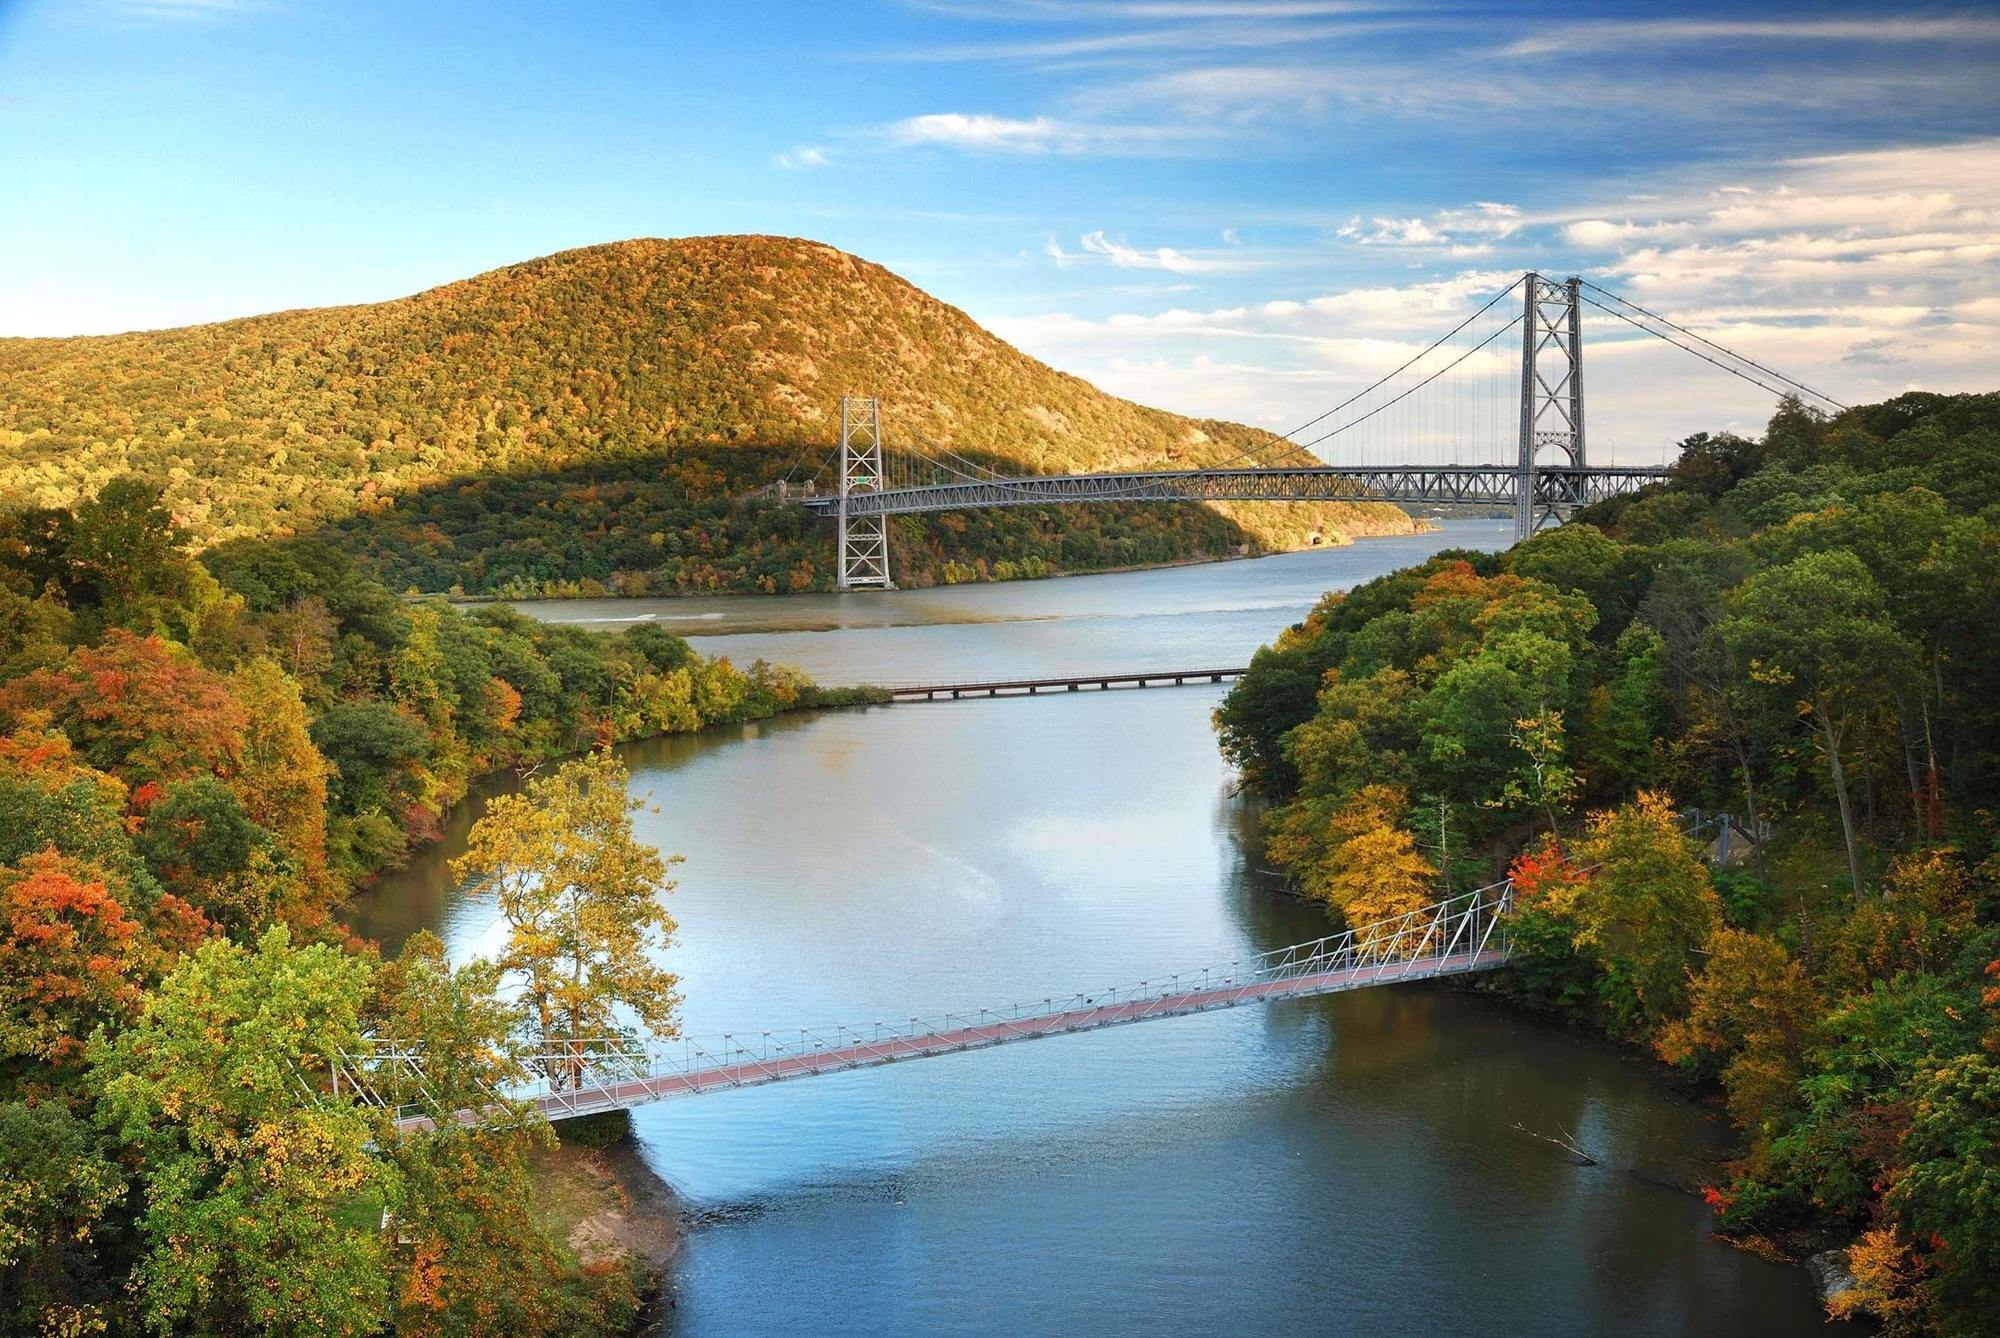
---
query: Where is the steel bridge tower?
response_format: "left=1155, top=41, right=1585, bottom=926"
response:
left=1515, top=274, right=1586, bottom=541
left=836, top=395, right=893, bottom=589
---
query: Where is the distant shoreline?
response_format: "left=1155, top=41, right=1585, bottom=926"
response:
left=429, top=514, right=1444, bottom=608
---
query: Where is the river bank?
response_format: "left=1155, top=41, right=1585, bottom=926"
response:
left=425, top=509, right=1437, bottom=604
left=530, top=1117, right=690, bottom=1334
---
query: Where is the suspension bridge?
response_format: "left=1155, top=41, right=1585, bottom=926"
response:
left=332, top=882, right=1514, bottom=1132
left=764, top=273, right=1846, bottom=588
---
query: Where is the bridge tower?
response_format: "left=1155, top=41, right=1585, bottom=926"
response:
left=836, top=395, right=893, bottom=589
left=1514, top=274, right=1585, bottom=542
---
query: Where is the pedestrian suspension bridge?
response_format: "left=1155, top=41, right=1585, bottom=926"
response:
left=764, top=273, right=1846, bottom=588
left=333, top=881, right=1514, bottom=1132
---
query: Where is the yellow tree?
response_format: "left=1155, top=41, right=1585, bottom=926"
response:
left=452, top=751, right=681, bottom=1076
left=1655, top=927, right=1818, bottom=1136
left=228, top=657, right=333, bottom=917
left=1277, top=785, right=1437, bottom=953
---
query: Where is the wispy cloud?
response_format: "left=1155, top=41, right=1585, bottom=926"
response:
left=773, top=146, right=830, bottom=170
left=1042, top=230, right=1266, bottom=272
left=883, top=111, right=1198, bottom=154
left=1497, top=16, right=2000, bottom=58
left=845, top=4, right=2000, bottom=165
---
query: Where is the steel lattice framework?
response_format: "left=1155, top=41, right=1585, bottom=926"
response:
left=801, top=462, right=1667, bottom=520
left=332, top=881, right=1516, bottom=1132
left=1517, top=274, right=1587, bottom=538
left=836, top=395, right=893, bottom=589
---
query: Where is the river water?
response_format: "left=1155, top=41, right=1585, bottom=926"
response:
left=348, top=523, right=1827, bottom=1336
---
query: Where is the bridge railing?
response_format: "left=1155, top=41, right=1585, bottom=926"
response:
left=332, top=878, right=1515, bottom=1125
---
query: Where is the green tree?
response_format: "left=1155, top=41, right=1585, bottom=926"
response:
left=0, top=1100, right=127, bottom=1335
left=1216, top=641, right=1338, bottom=794
left=92, top=925, right=389, bottom=1337
left=1890, top=1052, right=2000, bottom=1333
left=1723, top=550, right=1918, bottom=903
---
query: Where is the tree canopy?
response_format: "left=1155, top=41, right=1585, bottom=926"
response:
left=1220, top=390, right=2000, bottom=1333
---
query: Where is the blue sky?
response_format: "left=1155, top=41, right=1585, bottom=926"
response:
left=2, top=0, right=1996, bottom=459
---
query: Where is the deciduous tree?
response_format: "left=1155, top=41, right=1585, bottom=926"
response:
left=1723, top=550, right=1918, bottom=903
left=92, top=926, right=389, bottom=1337
left=452, top=752, right=681, bottom=1067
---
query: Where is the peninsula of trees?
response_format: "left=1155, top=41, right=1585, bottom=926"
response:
left=0, top=476, right=871, bottom=1331
left=1218, top=391, right=2000, bottom=1334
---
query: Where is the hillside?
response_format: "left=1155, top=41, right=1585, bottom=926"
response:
left=1217, top=391, right=2000, bottom=1332
left=0, top=236, right=1419, bottom=593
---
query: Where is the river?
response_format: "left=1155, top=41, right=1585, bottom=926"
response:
left=347, top=523, right=1828, bottom=1335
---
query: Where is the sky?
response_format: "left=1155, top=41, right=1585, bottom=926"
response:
left=2, top=0, right=1996, bottom=462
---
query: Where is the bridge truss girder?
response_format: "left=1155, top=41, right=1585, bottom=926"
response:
left=801, top=463, right=1667, bottom=520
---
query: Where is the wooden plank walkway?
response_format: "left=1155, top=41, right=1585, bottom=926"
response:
left=884, top=667, right=1246, bottom=701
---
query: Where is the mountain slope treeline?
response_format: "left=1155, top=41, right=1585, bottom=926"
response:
left=0, top=236, right=1419, bottom=594
left=1217, top=392, right=2000, bottom=1334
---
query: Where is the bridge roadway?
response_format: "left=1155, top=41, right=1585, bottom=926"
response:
left=884, top=667, right=1245, bottom=700
left=799, top=462, right=1672, bottom=519
left=395, top=942, right=1509, bottom=1132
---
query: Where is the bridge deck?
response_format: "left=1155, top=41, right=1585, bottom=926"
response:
left=885, top=667, right=1245, bottom=700
left=800, top=463, right=1670, bottom=519
left=404, top=945, right=1505, bottom=1130
left=352, top=884, right=1515, bottom=1133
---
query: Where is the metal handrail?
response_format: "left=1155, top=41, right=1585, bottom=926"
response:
left=334, top=880, right=1515, bottom=1128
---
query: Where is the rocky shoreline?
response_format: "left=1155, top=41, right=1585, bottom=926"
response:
left=534, top=1115, right=689, bottom=1334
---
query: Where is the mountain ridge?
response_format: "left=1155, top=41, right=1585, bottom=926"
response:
left=0, top=235, right=1418, bottom=591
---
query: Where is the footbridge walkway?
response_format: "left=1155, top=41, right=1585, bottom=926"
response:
left=333, top=881, right=1515, bottom=1132
left=882, top=666, right=1246, bottom=700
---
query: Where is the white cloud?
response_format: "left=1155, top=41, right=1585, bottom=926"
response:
left=1079, top=230, right=1222, bottom=273
left=773, top=147, right=830, bottom=170
left=883, top=112, right=1193, bottom=155
left=978, top=140, right=2000, bottom=463
left=1339, top=216, right=1438, bottom=246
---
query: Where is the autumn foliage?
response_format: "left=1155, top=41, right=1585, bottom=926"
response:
left=1222, top=392, right=2000, bottom=1334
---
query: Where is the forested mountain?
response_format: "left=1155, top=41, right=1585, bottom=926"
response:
left=0, top=236, right=1417, bottom=594
left=1217, top=391, right=2000, bottom=1333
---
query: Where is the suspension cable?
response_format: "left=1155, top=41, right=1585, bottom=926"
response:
left=1574, top=294, right=1843, bottom=413
left=1294, top=313, right=1524, bottom=454
left=1578, top=280, right=1847, bottom=411
left=1277, top=274, right=1527, bottom=446
left=1158, top=272, right=1531, bottom=476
